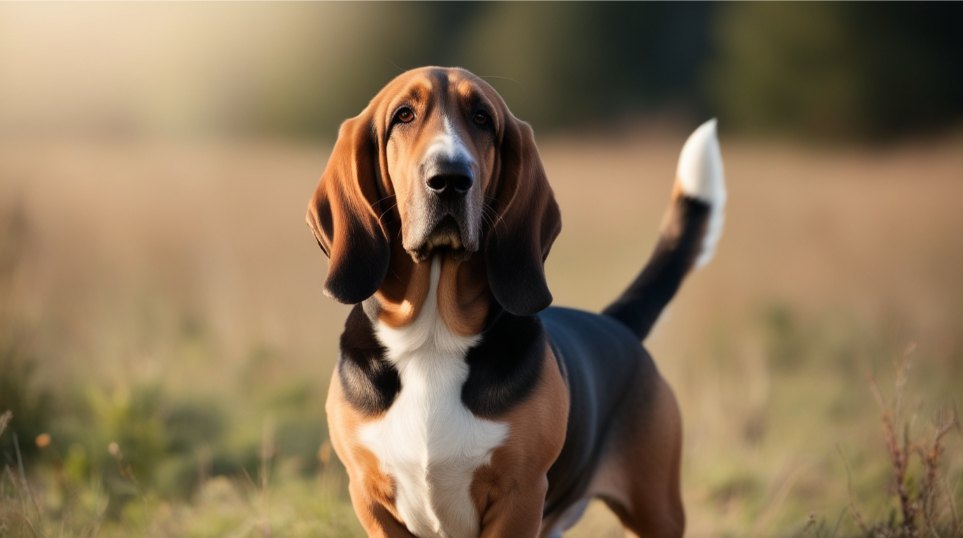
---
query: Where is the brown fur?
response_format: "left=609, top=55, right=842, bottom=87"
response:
left=436, top=256, right=491, bottom=336
left=470, top=347, right=569, bottom=537
left=595, top=376, right=685, bottom=538
left=374, top=242, right=433, bottom=328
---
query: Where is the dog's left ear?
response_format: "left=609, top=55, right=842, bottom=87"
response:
left=485, top=116, right=561, bottom=316
left=306, top=114, right=390, bottom=304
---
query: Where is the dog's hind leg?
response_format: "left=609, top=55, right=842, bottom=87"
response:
left=596, top=375, right=685, bottom=538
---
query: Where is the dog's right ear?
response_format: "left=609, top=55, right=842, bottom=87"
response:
left=485, top=115, right=561, bottom=316
left=306, top=115, right=390, bottom=305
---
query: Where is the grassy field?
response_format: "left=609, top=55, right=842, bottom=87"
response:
left=1, top=131, right=962, bottom=537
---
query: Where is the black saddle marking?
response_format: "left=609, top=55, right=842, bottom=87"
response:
left=461, top=311, right=545, bottom=417
left=338, top=305, right=401, bottom=415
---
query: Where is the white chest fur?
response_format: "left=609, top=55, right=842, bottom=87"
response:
left=359, top=259, right=509, bottom=538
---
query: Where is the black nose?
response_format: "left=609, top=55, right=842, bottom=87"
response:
left=425, top=160, right=474, bottom=197
left=427, top=173, right=473, bottom=195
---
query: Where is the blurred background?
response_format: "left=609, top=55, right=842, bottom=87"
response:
left=1, top=3, right=961, bottom=536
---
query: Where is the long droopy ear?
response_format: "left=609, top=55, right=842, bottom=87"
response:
left=306, top=115, right=390, bottom=304
left=486, top=117, right=561, bottom=316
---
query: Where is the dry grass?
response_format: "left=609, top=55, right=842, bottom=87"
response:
left=848, top=346, right=962, bottom=537
left=1, top=132, right=962, bottom=536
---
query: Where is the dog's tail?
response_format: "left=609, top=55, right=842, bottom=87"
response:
left=602, top=119, right=726, bottom=341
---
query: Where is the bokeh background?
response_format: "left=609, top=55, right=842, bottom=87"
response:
left=2, top=3, right=962, bottom=537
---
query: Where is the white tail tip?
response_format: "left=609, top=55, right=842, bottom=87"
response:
left=676, top=119, right=726, bottom=267
left=677, top=118, right=725, bottom=204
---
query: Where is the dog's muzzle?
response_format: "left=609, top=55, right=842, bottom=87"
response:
left=409, top=156, right=480, bottom=261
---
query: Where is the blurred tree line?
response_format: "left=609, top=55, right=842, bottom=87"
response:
left=2, top=2, right=959, bottom=143
left=260, top=2, right=962, bottom=143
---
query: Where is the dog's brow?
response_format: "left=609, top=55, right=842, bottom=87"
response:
left=404, top=85, right=427, bottom=104
left=454, top=79, right=480, bottom=101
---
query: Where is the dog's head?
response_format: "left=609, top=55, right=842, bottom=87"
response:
left=307, top=66, right=560, bottom=316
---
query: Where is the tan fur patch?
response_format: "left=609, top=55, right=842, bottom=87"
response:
left=325, top=374, right=406, bottom=530
left=469, top=346, right=569, bottom=535
left=375, top=250, right=492, bottom=335
left=375, top=242, right=433, bottom=328
left=437, top=255, right=491, bottom=336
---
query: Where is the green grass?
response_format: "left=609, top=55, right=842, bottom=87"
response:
left=2, top=308, right=959, bottom=537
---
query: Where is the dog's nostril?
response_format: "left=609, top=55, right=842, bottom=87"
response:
left=427, top=175, right=448, bottom=192
left=427, top=174, right=473, bottom=195
left=451, top=175, right=473, bottom=193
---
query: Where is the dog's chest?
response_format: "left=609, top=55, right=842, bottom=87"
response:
left=358, top=262, right=508, bottom=538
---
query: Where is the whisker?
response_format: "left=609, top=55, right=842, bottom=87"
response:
left=482, top=202, right=502, bottom=240
left=373, top=193, right=397, bottom=207
left=483, top=198, right=505, bottom=226
left=377, top=201, right=398, bottom=225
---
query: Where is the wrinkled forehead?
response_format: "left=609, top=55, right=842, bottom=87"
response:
left=372, top=67, right=504, bottom=125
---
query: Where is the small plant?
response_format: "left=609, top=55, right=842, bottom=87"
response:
left=849, top=344, right=962, bottom=537
left=0, top=409, right=45, bottom=537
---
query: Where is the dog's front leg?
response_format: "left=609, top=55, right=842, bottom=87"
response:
left=476, top=474, right=549, bottom=538
left=476, top=350, right=568, bottom=538
left=346, top=481, right=416, bottom=538
left=326, top=376, right=414, bottom=538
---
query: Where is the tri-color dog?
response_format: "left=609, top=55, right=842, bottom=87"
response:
left=306, top=66, right=725, bottom=538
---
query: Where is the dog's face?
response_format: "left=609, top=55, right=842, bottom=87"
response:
left=383, top=69, right=498, bottom=261
left=307, top=66, right=561, bottom=316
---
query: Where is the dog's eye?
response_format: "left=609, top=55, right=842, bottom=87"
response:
left=393, top=106, right=415, bottom=125
left=473, top=111, right=491, bottom=126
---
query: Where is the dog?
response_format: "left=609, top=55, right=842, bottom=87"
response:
left=306, top=66, right=725, bottom=538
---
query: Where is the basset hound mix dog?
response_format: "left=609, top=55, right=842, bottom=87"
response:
left=306, top=66, right=725, bottom=538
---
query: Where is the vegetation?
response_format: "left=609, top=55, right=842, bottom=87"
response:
left=2, top=134, right=962, bottom=536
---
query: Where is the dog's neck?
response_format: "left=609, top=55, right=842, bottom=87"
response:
left=365, top=247, right=492, bottom=337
